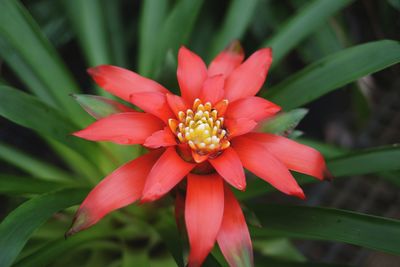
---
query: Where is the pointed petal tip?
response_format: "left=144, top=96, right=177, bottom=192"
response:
left=294, top=190, right=306, bottom=200
left=324, top=168, right=334, bottom=182
left=226, top=40, right=244, bottom=55
left=71, top=130, right=84, bottom=138
left=65, top=208, right=91, bottom=238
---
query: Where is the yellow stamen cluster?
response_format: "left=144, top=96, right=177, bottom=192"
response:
left=169, top=98, right=230, bottom=155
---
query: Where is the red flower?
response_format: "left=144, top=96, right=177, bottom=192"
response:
left=68, top=42, right=328, bottom=267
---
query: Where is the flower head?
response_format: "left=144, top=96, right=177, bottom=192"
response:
left=68, top=41, right=329, bottom=267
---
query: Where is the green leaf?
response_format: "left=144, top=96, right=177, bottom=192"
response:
left=207, top=0, right=258, bottom=60
left=62, top=0, right=112, bottom=66
left=122, top=248, right=150, bottom=267
left=240, top=145, right=400, bottom=200
left=297, top=138, right=348, bottom=159
left=0, top=0, right=86, bottom=122
left=255, top=255, right=351, bottom=267
left=0, top=142, right=71, bottom=182
left=72, top=94, right=134, bottom=120
left=263, top=0, right=354, bottom=64
left=152, top=0, right=204, bottom=78
left=265, top=40, right=400, bottom=110
left=138, top=0, right=168, bottom=76
left=0, top=175, right=73, bottom=195
left=327, top=145, right=400, bottom=177
left=261, top=109, right=308, bottom=135
left=0, top=85, right=102, bottom=176
left=0, top=188, right=88, bottom=267
left=253, top=238, right=306, bottom=262
left=251, top=205, right=400, bottom=255
left=14, top=229, right=108, bottom=267
left=102, top=0, right=127, bottom=67
left=154, top=212, right=184, bottom=267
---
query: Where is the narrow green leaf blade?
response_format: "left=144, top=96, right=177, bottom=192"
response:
left=152, top=0, right=204, bottom=78
left=0, top=142, right=71, bottom=182
left=0, top=175, right=72, bottom=195
left=154, top=213, right=184, bottom=267
left=0, top=0, right=85, bottom=121
left=207, top=0, right=258, bottom=60
left=328, top=145, right=400, bottom=177
left=265, top=40, right=400, bottom=110
left=261, top=109, right=308, bottom=135
left=240, top=145, right=400, bottom=200
left=0, top=188, right=88, bottom=267
left=138, top=0, right=168, bottom=76
left=0, top=85, right=101, bottom=171
left=251, top=205, right=400, bottom=255
left=263, top=0, right=354, bottom=64
left=62, top=0, right=112, bottom=66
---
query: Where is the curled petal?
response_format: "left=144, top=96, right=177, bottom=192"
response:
left=177, top=46, right=208, bottom=104
left=225, top=118, right=257, bottom=138
left=88, top=65, right=169, bottom=102
left=199, top=75, right=225, bottom=105
left=209, top=147, right=246, bottom=190
left=208, top=41, right=245, bottom=78
left=186, top=173, right=224, bottom=267
left=73, top=112, right=164, bottom=145
left=224, top=48, right=272, bottom=102
left=217, top=184, right=253, bottom=267
left=245, top=133, right=328, bottom=180
left=225, top=96, right=281, bottom=122
left=232, top=136, right=305, bottom=199
left=66, top=150, right=162, bottom=236
left=144, top=127, right=177, bottom=148
left=130, top=92, right=174, bottom=123
left=142, top=147, right=195, bottom=202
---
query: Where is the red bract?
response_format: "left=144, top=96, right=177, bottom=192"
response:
left=68, top=41, right=329, bottom=267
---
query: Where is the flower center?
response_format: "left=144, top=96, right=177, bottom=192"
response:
left=169, top=98, right=230, bottom=155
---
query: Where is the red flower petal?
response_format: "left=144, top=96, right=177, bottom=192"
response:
left=231, top=136, right=305, bottom=199
left=88, top=65, right=169, bottom=102
left=73, top=112, right=164, bottom=145
left=199, top=75, right=225, bottom=105
left=224, top=48, right=272, bottom=102
left=225, top=118, right=257, bottom=138
left=209, top=147, right=246, bottom=190
left=66, top=150, right=162, bottom=236
left=130, top=92, right=174, bottom=123
left=177, top=46, right=208, bottom=104
left=225, top=96, right=281, bottom=122
left=166, top=93, right=189, bottom=118
left=144, top=127, right=177, bottom=148
left=245, top=133, right=328, bottom=180
left=208, top=41, right=244, bottom=78
left=186, top=173, right=224, bottom=267
left=217, top=184, right=253, bottom=267
left=142, top=147, right=195, bottom=202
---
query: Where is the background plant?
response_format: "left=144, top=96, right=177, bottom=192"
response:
left=0, top=0, right=399, bottom=266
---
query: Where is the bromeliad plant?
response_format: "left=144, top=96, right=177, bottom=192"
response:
left=1, top=0, right=400, bottom=267
left=66, top=43, right=329, bottom=266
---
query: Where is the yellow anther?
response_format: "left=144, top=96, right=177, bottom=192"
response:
left=204, top=102, right=212, bottom=111
left=171, top=98, right=230, bottom=155
left=178, top=111, right=185, bottom=121
left=193, top=98, right=201, bottom=110
left=186, top=109, right=194, bottom=117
